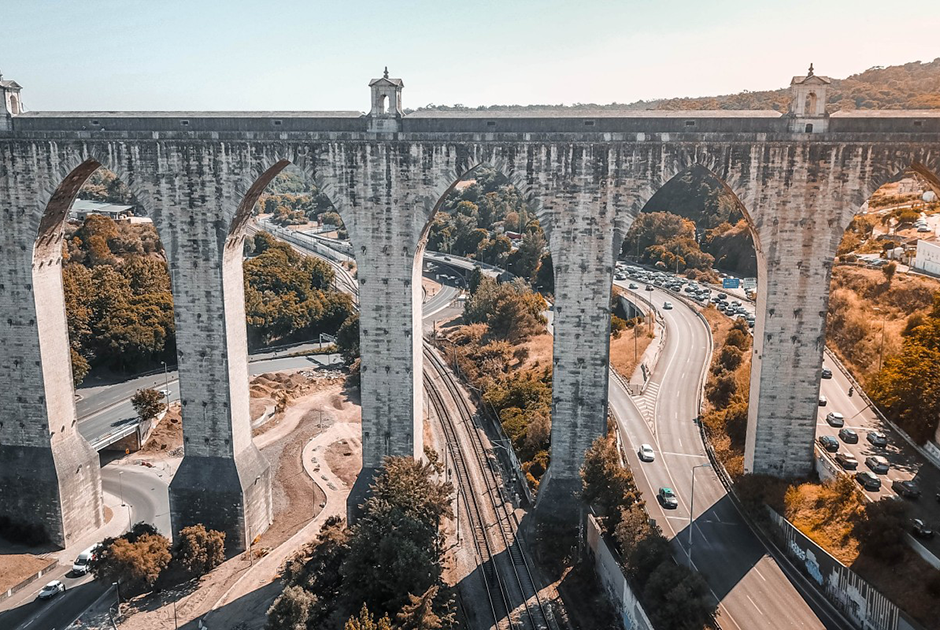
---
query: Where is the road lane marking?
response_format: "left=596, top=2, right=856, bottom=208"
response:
left=746, top=595, right=765, bottom=615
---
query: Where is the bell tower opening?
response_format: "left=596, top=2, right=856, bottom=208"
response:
left=368, top=67, right=404, bottom=133
left=788, top=63, right=830, bottom=133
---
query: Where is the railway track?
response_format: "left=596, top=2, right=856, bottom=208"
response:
left=423, top=344, right=554, bottom=630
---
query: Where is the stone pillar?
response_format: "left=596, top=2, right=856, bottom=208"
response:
left=0, top=158, right=103, bottom=547
left=536, top=168, right=619, bottom=525
left=164, top=196, right=272, bottom=553
left=346, top=230, right=424, bottom=519
left=744, top=163, right=851, bottom=477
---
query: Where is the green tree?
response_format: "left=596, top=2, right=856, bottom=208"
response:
left=132, top=388, right=166, bottom=421
left=882, top=261, right=898, bottom=285
left=852, top=497, right=909, bottom=562
left=174, top=524, right=225, bottom=576
left=642, top=562, right=717, bottom=630
left=337, top=313, right=360, bottom=362
left=342, top=457, right=453, bottom=618
left=580, top=429, right=640, bottom=532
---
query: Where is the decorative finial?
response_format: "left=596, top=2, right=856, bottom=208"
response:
left=807, top=63, right=814, bottom=77
left=383, top=66, right=389, bottom=79
left=0, top=69, right=4, bottom=81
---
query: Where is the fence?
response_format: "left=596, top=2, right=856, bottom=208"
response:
left=585, top=514, right=655, bottom=630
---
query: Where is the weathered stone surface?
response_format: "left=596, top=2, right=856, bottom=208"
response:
left=2, top=98, right=939, bottom=539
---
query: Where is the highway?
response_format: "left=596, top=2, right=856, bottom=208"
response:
left=611, top=279, right=847, bottom=630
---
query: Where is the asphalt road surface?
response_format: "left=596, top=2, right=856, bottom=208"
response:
left=612, top=279, right=848, bottom=630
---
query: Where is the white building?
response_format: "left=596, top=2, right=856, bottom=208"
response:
left=69, top=199, right=134, bottom=222
left=913, top=240, right=940, bottom=276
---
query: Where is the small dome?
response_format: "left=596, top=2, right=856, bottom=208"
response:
left=923, top=190, right=937, bottom=203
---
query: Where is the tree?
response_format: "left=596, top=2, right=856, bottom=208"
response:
left=174, top=524, right=225, bottom=576
left=93, top=527, right=171, bottom=595
left=852, top=497, right=909, bottom=562
left=397, top=585, right=446, bottom=630
left=266, top=585, right=316, bottom=630
left=581, top=429, right=640, bottom=532
left=706, top=373, right=738, bottom=409
left=337, top=313, right=360, bottom=362
left=342, top=457, right=453, bottom=618
left=882, top=261, right=898, bottom=284
left=642, top=561, right=717, bottom=630
left=132, top=388, right=166, bottom=421
left=344, top=604, right=393, bottom=630
left=614, top=503, right=657, bottom=559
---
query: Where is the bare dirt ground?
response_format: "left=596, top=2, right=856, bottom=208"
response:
left=324, top=439, right=361, bottom=487
left=0, top=555, right=55, bottom=594
left=117, top=379, right=362, bottom=630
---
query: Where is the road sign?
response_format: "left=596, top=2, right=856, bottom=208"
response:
left=742, top=277, right=757, bottom=290
left=722, top=278, right=740, bottom=289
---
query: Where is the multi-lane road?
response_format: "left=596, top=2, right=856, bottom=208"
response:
left=611, top=279, right=849, bottom=629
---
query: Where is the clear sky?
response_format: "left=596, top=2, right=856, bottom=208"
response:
left=3, top=0, right=939, bottom=112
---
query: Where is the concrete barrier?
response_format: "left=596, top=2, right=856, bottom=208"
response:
left=585, top=514, right=654, bottom=630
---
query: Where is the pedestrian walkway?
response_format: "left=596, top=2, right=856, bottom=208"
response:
left=630, top=380, right=660, bottom=424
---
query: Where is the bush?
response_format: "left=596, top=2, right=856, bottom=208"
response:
left=643, top=562, right=716, bottom=630
left=93, top=524, right=171, bottom=595
left=715, top=345, right=743, bottom=373
left=852, top=498, right=909, bottom=562
left=174, top=524, right=225, bottom=576
left=267, top=585, right=316, bottom=630
left=706, top=373, right=738, bottom=409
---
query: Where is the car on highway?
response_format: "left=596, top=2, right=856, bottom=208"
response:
left=913, top=518, right=935, bottom=539
left=892, top=479, right=922, bottom=499
left=638, top=444, right=655, bottom=462
left=38, top=580, right=65, bottom=600
left=72, top=544, right=101, bottom=575
left=821, top=367, right=833, bottom=379
left=645, top=284, right=654, bottom=291
left=658, top=487, right=679, bottom=509
left=835, top=452, right=858, bottom=470
left=158, top=389, right=170, bottom=398
left=865, top=455, right=890, bottom=474
left=628, top=283, right=638, bottom=289
left=817, top=435, right=839, bottom=452
left=867, top=431, right=888, bottom=448
left=825, top=411, right=844, bottom=427
left=839, top=427, right=859, bottom=444
left=855, top=471, right=882, bottom=491
left=663, top=301, right=673, bottom=310
left=818, top=396, right=828, bottom=407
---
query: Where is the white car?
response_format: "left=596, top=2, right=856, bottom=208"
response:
left=72, top=544, right=101, bottom=575
left=663, top=301, right=673, bottom=310
left=638, top=444, right=655, bottom=462
left=158, top=389, right=171, bottom=398
left=38, top=580, right=65, bottom=600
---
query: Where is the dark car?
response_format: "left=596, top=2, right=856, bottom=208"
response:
left=866, top=455, right=890, bottom=474
left=892, top=479, right=921, bottom=499
left=855, top=471, right=882, bottom=491
left=835, top=452, right=858, bottom=470
left=645, top=284, right=654, bottom=291
left=867, top=431, right=888, bottom=448
left=658, top=487, right=679, bottom=509
left=839, top=428, right=859, bottom=444
left=821, top=368, right=833, bottom=379
left=913, top=519, right=935, bottom=539
left=818, top=435, right=839, bottom=453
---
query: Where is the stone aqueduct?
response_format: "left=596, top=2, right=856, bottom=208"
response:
left=1, top=69, right=939, bottom=551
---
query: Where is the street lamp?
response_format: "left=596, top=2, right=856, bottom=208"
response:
left=161, top=361, right=170, bottom=407
left=873, top=307, right=888, bottom=371
left=688, top=462, right=712, bottom=565
left=118, top=471, right=125, bottom=507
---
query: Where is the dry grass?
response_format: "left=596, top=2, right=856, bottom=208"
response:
left=0, top=555, right=55, bottom=593
left=519, top=333, right=554, bottom=370
left=781, top=480, right=864, bottom=564
left=610, top=326, right=654, bottom=381
left=827, top=266, right=939, bottom=382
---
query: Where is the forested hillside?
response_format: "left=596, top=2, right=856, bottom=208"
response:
left=417, top=59, right=940, bottom=113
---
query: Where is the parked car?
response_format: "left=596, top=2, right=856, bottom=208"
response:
left=866, top=455, right=890, bottom=474
left=825, top=412, right=845, bottom=427
left=892, top=479, right=921, bottom=499
left=658, top=487, right=679, bottom=509
left=839, top=428, right=859, bottom=444
left=912, top=518, right=935, bottom=539
left=821, top=368, right=833, bottom=379
left=818, top=396, right=828, bottom=407
left=855, top=471, right=882, bottom=491
left=638, top=444, right=655, bottom=462
left=663, top=301, right=673, bottom=310
left=817, top=435, right=839, bottom=452
left=835, top=452, right=858, bottom=470
left=867, top=431, right=888, bottom=448
left=37, top=581, right=65, bottom=600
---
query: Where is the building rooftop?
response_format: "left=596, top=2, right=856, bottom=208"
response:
left=404, top=108, right=784, bottom=119
left=17, top=110, right=362, bottom=118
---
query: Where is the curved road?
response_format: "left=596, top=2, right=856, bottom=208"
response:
left=611, top=280, right=847, bottom=629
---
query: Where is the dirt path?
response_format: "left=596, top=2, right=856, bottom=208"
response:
left=118, top=382, right=361, bottom=630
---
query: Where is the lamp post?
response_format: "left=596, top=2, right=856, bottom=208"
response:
left=161, top=361, right=170, bottom=406
left=118, top=471, right=125, bottom=507
left=689, top=462, right=712, bottom=565
left=873, top=307, right=887, bottom=371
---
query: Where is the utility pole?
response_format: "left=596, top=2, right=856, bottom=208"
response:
left=161, top=361, right=170, bottom=407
